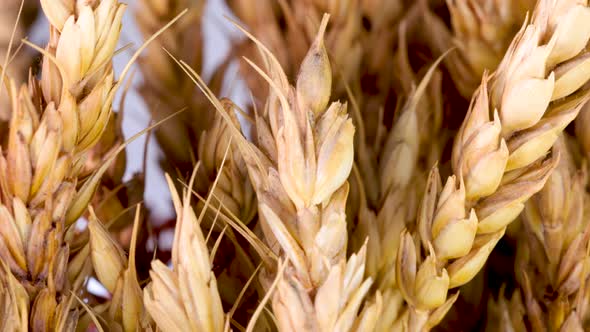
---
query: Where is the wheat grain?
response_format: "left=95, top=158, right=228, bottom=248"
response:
left=396, top=0, right=590, bottom=329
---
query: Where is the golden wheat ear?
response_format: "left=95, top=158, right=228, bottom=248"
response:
left=396, top=0, right=590, bottom=329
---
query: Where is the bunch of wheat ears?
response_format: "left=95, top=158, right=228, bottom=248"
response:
left=2, top=0, right=590, bottom=331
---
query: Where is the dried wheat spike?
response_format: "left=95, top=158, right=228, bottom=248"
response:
left=0, top=0, right=38, bottom=121
left=143, top=174, right=225, bottom=332
left=509, top=135, right=590, bottom=331
left=397, top=0, right=590, bottom=329
left=0, top=0, right=125, bottom=328
left=231, top=0, right=407, bottom=209
left=229, top=14, right=377, bottom=331
left=136, top=0, right=222, bottom=173
left=445, top=0, right=537, bottom=97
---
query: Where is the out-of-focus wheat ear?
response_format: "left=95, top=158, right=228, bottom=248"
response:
left=484, top=286, right=527, bottom=331
left=197, top=99, right=257, bottom=226
left=0, top=0, right=38, bottom=121
left=135, top=0, right=228, bottom=176
left=349, top=48, right=447, bottom=331
left=419, top=0, right=535, bottom=97
left=505, top=135, right=590, bottom=330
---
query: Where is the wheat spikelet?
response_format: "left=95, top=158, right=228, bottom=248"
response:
left=0, top=261, right=29, bottom=330
left=143, top=174, right=225, bottom=332
left=396, top=0, right=590, bottom=329
left=85, top=205, right=147, bottom=331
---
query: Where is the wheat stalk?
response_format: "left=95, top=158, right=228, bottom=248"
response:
left=396, top=0, right=590, bottom=329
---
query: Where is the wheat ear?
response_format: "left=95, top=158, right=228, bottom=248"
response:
left=0, top=0, right=125, bottom=328
left=351, top=41, right=446, bottom=330
left=224, top=14, right=377, bottom=331
left=397, top=0, right=590, bottom=329
left=143, top=173, right=225, bottom=332
left=136, top=0, right=224, bottom=173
